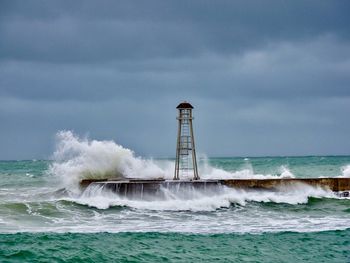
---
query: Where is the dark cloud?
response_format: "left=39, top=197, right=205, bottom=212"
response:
left=0, top=0, right=349, bottom=159
left=1, top=37, right=349, bottom=102
left=1, top=1, right=350, bottom=63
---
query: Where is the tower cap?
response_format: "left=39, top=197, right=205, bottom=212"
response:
left=176, top=101, right=193, bottom=109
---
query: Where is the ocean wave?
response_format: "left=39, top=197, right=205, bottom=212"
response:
left=67, top=183, right=338, bottom=211
left=339, top=164, right=350, bottom=178
left=49, top=131, right=296, bottom=192
left=48, top=131, right=167, bottom=190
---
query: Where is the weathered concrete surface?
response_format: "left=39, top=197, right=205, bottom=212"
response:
left=222, top=178, right=350, bottom=192
left=81, top=179, right=224, bottom=199
left=80, top=177, right=350, bottom=192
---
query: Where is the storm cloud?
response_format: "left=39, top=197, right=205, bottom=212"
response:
left=0, top=0, right=349, bottom=159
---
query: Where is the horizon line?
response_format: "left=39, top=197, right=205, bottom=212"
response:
left=1, top=154, right=350, bottom=162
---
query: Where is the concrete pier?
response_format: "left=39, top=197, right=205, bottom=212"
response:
left=80, top=178, right=350, bottom=195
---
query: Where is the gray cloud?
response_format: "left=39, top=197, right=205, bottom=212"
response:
left=1, top=36, right=349, bottom=101
left=0, top=0, right=349, bottom=159
left=1, top=1, right=350, bottom=63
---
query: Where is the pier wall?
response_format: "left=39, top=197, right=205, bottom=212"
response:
left=221, top=178, right=350, bottom=192
left=80, top=178, right=350, bottom=194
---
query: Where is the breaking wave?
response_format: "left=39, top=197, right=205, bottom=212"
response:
left=49, top=132, right=346, bottom=213
left=340, top=165, right=350, bottom=178
left=49, top=131, right=295, bottom=191
left=49, top=131, right=169, bottom=190
left=67, top=182, right=337, bottom=211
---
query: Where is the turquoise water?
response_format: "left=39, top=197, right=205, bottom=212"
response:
left=0, top=155, right=350, bottom=262
left=207, top=156, right=350, bottom=178
left=1, top=230, right=349, bottom=262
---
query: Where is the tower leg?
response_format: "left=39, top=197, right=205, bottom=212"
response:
left=190, top=119, right=199, bottom=180
left=174, top=119, right=181, bottom=180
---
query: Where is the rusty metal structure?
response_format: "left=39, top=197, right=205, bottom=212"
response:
left=174, top=102, right=199, bottom=180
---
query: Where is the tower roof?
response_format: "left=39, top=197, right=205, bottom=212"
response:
left=176, top=102, right=193, bottom=109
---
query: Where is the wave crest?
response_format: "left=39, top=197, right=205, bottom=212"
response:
left=49, top=131, right=296, bottom=191
left=49, top=131, right=167, bottom=189
left=68, top=182, right=337, bottom=211
left=340, top=165, right=350, bottom=178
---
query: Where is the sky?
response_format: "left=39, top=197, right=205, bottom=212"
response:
left=0, top=0, right=350, bottom=159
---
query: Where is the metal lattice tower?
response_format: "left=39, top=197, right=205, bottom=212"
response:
left=174, top=102, right=199, bottom=180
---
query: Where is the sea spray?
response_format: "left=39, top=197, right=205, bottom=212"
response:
left=1, top=158, right=350, bottom=234
left=340, top=164, right=350, bottom=177
left=279, top=165, right=295, bottom=178
left=49, top=131, right=297, bottom=191
left=71, top=182, right=337, bottom=211
left=198, top=155, right=295, bottom=179
left=48, top=131, right=347, bottom=220
left=49, top=131, right=168, bottom=190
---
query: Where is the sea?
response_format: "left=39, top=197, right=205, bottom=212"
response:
left=0, top=131, right=349, bottom=262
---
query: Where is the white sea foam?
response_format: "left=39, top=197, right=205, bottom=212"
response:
left=340, top=165, right=350, bottom=178
left=68, top=182, right=336, bottom=211
left=279, top=165, right=295, bottom=178
left=1, top=140, right=350, bottom=234
left=49, top=131, right=295, bottom=191
left=49, top=131, right=167, bottom=190
left=200, top=161, right=295, bottom=180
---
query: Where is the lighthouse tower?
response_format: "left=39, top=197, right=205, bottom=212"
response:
left=174, top=102, right=199, bottom=180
